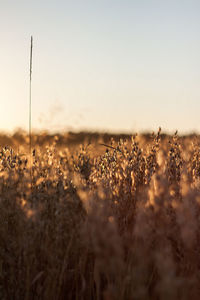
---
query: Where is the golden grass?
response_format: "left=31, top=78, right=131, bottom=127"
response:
left=1, top=130, right=200, bottom=299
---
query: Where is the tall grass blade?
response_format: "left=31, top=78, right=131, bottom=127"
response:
left=29, top=36, right=33, bottom=179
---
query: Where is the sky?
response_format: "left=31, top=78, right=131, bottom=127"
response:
left=0, top=0, right=200, bottom=134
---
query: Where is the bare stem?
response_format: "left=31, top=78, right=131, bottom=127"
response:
left=29, top=36, right=33, bottom=177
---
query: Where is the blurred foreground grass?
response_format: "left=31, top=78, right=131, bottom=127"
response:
left=1, top=129, right=200, bottom=299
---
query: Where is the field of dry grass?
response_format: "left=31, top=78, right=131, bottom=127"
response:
left=1, top=129, right=200, bottom=299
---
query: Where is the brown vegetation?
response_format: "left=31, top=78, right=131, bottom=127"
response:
left=1, top=129, right=200, bottom=299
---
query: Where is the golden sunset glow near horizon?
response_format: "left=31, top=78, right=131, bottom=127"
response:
left=1, top=0, right=200, bottom=134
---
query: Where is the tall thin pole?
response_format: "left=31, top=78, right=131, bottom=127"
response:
left=29, top=36, right=33, bottom=171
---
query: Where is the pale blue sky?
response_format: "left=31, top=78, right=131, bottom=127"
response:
left=1, top=0, right=200, bottom=133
